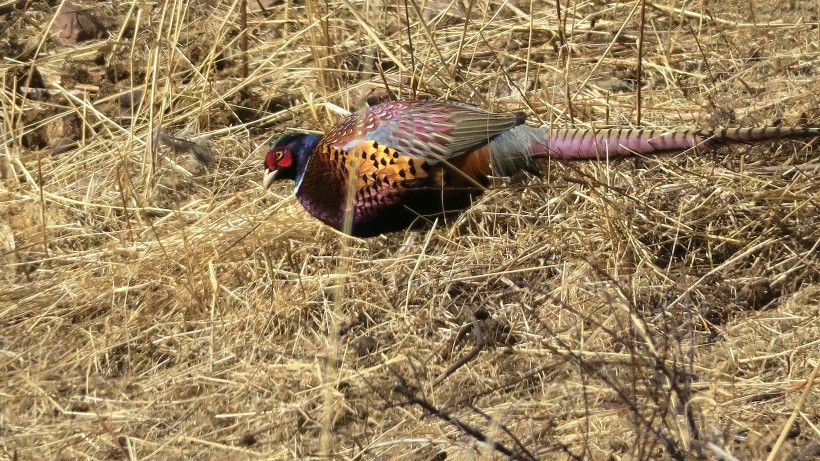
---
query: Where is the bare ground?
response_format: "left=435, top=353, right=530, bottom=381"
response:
left=1, top=0, right=819, bottom=459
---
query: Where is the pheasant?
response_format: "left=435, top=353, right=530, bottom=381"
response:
left=262, top=99, right=819, bottom=236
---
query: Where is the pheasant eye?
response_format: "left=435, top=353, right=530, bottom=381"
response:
left=275, top=147, right=293, bottom=168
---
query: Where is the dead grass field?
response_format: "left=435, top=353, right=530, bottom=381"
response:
left=2, top=0, right=820, bottom=459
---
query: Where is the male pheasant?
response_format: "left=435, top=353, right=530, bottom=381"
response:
left=263, top=99, right=819, bottom=237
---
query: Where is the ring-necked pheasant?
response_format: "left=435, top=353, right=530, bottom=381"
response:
left=263, top=99, right=819, bottom=236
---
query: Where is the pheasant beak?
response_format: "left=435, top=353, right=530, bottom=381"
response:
left=262, top=168, right=278, bottom=191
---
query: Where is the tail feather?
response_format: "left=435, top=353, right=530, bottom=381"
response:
left=708, top=126, right=820, bottom=144
left=485, top=124, right=819, bottom=177
left=534, top=126, right=820, bottom=161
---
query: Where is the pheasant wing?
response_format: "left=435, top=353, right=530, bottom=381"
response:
left=326, top=100, right=525, bottom=164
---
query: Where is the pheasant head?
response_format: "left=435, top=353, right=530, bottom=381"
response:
left=262, top=133, right=320, bottom=191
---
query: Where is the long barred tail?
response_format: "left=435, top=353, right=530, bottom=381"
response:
left=486, top=125, right=820, bottom=176
left=534, top=126, right=820, bottom=161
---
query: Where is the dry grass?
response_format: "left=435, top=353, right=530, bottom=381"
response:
left=2, top=0, right=820, bottom=459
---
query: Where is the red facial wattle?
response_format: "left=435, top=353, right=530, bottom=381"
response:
left=265, top=148, right=292, bottom=171
left=276, top=149, right=292, bottom=169
left=264, top=151, right=276, bottom=171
